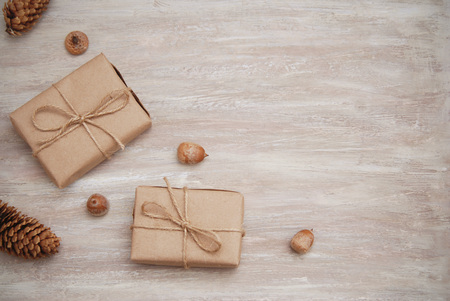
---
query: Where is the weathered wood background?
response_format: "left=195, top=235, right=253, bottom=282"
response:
left=0, top=0, right=449, bottom=300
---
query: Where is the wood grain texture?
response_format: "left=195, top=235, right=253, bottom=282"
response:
left=0, top=0, right=449, bottom=300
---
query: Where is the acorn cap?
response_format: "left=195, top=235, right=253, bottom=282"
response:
left=65, top=31, right=89, bottom=55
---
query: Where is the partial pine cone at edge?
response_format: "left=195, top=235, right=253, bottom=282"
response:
left=3, top=0, right=50, bottom=36
left=0, top=200, right=60, bottom=259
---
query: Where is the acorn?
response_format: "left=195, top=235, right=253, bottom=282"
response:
left=65, top=31, right=89, bottom=55
left=177, top=142, right=208, bottom=164
left=290, top=229, right=314, bottom=253
left=86, top=194, right=109, bottom=217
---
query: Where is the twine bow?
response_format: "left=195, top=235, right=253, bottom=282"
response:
left=133, top=178, right=245, bottom=269
left=31, top=84, right=131, bottom=158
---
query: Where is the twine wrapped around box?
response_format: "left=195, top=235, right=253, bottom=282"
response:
left=132, top=178, right=245, bottom=269
left=10, top=53, right=152, bottom=188
left=32, top=84, right=131, bottom=159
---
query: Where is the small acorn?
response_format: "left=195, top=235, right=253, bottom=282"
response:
left=86, top=194, right=109, bottom=217
left=290, top=229, right=314, bottom=254
left=65, top=31, right=89, bottom=55
left=177, top=142, right=208, bottom=164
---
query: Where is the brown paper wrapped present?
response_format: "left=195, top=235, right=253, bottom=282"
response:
left=131, top=178, right=245, bottom=268
left=10, top=54, right=152, bottom=188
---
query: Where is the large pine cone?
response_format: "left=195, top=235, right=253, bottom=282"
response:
left=0, top=200, right=60, bottom=259
left=3, top=0, right=50, bottom=36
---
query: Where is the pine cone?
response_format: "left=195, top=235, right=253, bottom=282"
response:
left=3, top=0, right=50, bottom=36
left=0, top=200, right=60, bottom=259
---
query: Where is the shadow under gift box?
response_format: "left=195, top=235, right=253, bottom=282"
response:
left=9, top=53, right=152, bottom=188
left=131, top=184, right=245, bottom=268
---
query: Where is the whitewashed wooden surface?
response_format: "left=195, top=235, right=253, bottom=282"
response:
left=0, top=0, right=449, bottom=300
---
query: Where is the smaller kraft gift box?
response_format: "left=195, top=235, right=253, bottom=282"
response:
left=10, top=53, right=152, bottom=188
left=131, top=178, right=245, bottom=268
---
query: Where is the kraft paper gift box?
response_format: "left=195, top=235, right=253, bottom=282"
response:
left=131, top=178, right=245, bottom=268
left=10, top=53, right=152, bottom=188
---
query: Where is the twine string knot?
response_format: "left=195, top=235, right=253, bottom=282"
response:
left=134, top=178, right=245, bottom=269
left=31, top=84, right=131, bottom=158
left=180, top=221, right=189, bottom=230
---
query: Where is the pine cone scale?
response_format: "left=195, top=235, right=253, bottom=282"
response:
left=13, top=243, right=20, bottom=254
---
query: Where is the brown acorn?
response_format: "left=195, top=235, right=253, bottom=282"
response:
left=65, top=31, right=89, bottom=55
left=177, top=142, right=208, bottom=164
left=290, top=229, right=314, bottom=253
left=86, top=194, right=109, bottom=217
